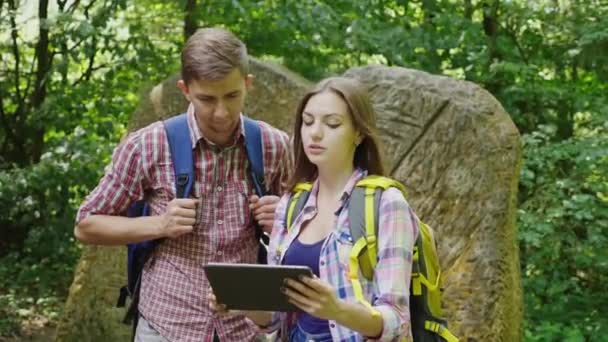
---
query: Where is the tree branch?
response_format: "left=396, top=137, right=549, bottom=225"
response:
left=482, top=0, right=501, bottom=61
left=31, top=0, right=51, bottom=109
left=0, top=91, right=20, bottom=152
left=28, top=0, right=51, bottom=163
left=82, top=37, right=97, bottom=82
left=83, top=0, right=98, bottom=18
left=464, top=0, right=473, bottom=20
left=67, top=0, right=81, bottom=14
left=502, top=20, right=529, bottom=65
left=57, top=0, right=68, bottom=10
left=7, top=0, right=22, bottom=106
left=72, top=63, right=109, bottom=87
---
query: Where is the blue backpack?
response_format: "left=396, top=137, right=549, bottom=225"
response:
left=116, top=113, right=269, bottom=333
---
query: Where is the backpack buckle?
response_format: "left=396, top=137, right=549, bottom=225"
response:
left=176, top=174, right=189, bottom=187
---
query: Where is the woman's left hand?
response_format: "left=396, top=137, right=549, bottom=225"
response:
left=282, top=276, right=344, bottom=321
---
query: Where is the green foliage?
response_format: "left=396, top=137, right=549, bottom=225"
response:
left=518, top=126, right=608, bottom=340
left=0, top=128, right=117, bottom=336
left=0, top=0, right=181, bottom=336
left=1, top=0, right=607, bottom=339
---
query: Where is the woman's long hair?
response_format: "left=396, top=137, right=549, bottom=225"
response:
left=286, top=77, right=386, bottom=191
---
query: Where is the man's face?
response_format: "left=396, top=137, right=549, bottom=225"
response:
left=178, top=69, right=253, bottom=147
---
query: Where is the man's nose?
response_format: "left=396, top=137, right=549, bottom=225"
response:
left=214, top=101, right=229, bottom=118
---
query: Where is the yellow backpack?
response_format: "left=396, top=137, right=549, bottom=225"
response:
left=285, top=175, right=458, bottom=342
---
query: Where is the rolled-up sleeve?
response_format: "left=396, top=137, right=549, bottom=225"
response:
left=75, top=132, right=145, bottom=223
left=370, top=187, right=418, bottom=341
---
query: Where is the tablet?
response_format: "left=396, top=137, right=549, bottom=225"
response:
left=203, top=262, right=313, bottom=312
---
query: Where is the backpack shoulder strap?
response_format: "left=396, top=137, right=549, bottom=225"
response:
left=346, top=175, right=407, bottom=317
left=348, top=175, right=406, bottom=244
left=163, top=113, right=194, bottom=198
left=243, top=116, right=266, bottom=197
left=348, top=175, right=407, bottom=274
left=285, top=182, right=313, bottom=230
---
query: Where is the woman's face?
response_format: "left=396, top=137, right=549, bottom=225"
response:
left=300, top=91, right=360, bottom=172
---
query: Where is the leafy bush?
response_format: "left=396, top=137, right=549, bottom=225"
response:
left=518, top=126, right=608, bottom=340
left=0, top=127, right=119, bottom=336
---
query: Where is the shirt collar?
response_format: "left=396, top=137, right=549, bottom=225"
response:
left=186, top=103, right=245, bottom=150
left=303, top=167, right=368, bottom=215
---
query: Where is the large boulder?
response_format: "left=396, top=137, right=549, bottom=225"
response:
left=127, top=58, right=310, bottom=132
left=54, top=59, right=311, bottom=342
left=344, top=66, right=523, bottom=341
left=57, top=62, right=522, bottom=342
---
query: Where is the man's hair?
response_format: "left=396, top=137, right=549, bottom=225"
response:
left=286, top=76, right=386, bottom=191
left=181, top=27, right=249, bottom=83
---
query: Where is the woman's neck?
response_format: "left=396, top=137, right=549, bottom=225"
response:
left=316, top=165, right=356, bottom=202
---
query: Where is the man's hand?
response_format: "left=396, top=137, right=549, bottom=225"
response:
left=158, top=198, right=197, bottom=238
left=249, top=195, right=280, bottom=233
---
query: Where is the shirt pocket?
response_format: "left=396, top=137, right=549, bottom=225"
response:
left=149, top=162, right=175, bottom=202
left=217, top=181, right=253, bottom=244
left=194, top=183, right=214, bottom=235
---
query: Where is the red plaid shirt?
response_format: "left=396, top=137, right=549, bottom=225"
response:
left=77, top=105, right=291, bottom=341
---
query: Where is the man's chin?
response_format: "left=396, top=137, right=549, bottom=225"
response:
left=212, top=122, right=238, bottom=134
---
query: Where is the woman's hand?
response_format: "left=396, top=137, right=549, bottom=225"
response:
left=282, top=275, right=344, bottom=321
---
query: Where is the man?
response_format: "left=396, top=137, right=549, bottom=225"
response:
left=74, top=27, right=291, bottom=342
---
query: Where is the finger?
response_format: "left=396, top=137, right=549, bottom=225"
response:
left=173, top=198, right=198, bottom=209
left=169, top=207, right=197, bottom=218
left=299, top=276, right=332, bottom=293
left=287, top=297, right=312, bottom=313
left=255, top=212, right=274, bottom=221
left=285, top=279, right=318, bottom=298
left=248, top=195, right=260, bottom=209
left=177, top=217, right=196, bottom=226
left=282, top=286, right=317, bottom=308
left=259, top=221, right=274, bottom=232
left=256, top=195, right=280, bottom=206
left=256, top=204, right=277, bottom=214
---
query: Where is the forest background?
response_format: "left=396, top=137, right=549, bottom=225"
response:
left=0, top=0, right=606, bottom=340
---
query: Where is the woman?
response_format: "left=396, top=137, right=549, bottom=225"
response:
left=212, top=77, right=417, bottom=341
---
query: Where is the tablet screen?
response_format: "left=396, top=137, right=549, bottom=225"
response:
left=204, top=262, right=313, bottom=312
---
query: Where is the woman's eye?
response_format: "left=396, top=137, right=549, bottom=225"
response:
left=303, top=119, right=314, bottom=126
left=327, top=122, right=341, bottom=129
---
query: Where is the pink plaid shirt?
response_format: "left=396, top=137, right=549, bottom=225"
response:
left=266, top=168, right=417, bottom=342
left=77, top=105, right=291, bottom=342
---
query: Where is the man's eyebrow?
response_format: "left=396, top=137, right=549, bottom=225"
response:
left=225, top=90, right=241, bottom=96
left=196, top=94, right=215, bottom=99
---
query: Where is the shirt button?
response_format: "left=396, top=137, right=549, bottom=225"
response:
left=320, top=261, right=325, bottom=266
left=217, top=186, right=223, bottom=192
left=330, top=323, right=336, bottom=328
left=217, top=251, right=223, bottom=256
left=217, top=220, right=223, bottom=225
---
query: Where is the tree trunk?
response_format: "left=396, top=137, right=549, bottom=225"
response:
left=184, top=0, right=197, bottom=41
left=28, top=0, right=51, bottom=164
